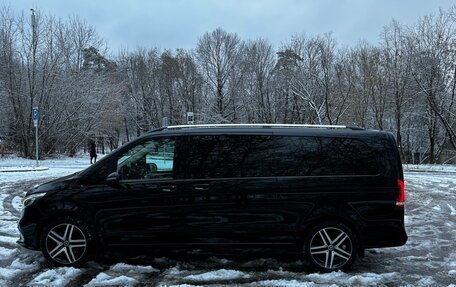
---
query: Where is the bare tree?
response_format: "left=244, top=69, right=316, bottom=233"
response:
left=175, top=49, right=202, bottom=120
left=1, top=5, right=455, bottom=163
left=380, top=20, right=413, bottom=157
left=410, top=8, right=456, bottom=157
left=196, top=28, right=241, bottom=121
left=240, top=38, right=276, bottom=122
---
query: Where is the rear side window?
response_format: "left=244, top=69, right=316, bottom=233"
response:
left=186, top=135, right=276, bottom=178
left=273, top=136, right=379, bottom=176
left=364, top=137, right=399, bottom=178
left=185, top=135, right=379, bottom=179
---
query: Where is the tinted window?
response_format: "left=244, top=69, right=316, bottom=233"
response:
left=186, top=135, right=378, bottom=179
left=273, top=136, right=379, bottom=176
left=186, top=135, right=276, bottom=178
left=364, top=137, right=396, bottom=178
left=117, top=138, right=175, bottom=180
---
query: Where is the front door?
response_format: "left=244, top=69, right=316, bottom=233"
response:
left=81, top=136, right=187, bottom=246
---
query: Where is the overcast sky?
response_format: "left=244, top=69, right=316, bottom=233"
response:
left=6, top=0, right=455, bottom=53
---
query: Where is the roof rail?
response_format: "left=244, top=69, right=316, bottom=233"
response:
left=147, top=127, right=167, bottom=133
left=162, top=124, right=361, bottom=130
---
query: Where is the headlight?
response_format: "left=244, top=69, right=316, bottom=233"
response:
left=22, top=193, right=46, bottom=207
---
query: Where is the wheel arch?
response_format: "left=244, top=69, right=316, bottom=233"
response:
left=35, top=205, right=96, bottom=250
left=299, top=215, right=365, bottom=257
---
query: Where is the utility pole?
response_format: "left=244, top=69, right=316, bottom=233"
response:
left=31, top=9, right=39, bottom=167
left=31, top=9, right=36, bottom=42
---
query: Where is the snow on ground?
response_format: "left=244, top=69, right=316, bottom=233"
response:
left=29, top=267, right=82, bottom=286
left=84, top=263, right=159, bottom=287
left=0, top=166, right=49, bottom=172
left=0, top=154, right=92, bottom=168
left=403, top=163, right=456, bottom=173
left=183, top=269, right=251, bottom=281
left=0, top=155, right=92, bottom=185
left=0, top=157, right=455, bottom=286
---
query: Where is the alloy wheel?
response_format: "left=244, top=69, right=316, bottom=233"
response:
left=45, top=223, right=87, bottom=265
left=309, top=227, right=353, bottom=269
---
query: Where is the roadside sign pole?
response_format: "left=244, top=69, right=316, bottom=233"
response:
left=32, top=107, right=39, bottom=167
left=35, top=124, right=38, bottom=167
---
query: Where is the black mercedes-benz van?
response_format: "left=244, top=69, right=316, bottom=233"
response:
left=18, top=124, right=407, bottom=271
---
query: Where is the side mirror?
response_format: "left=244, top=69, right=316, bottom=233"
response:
left=106, top=172, right=122, bottom=188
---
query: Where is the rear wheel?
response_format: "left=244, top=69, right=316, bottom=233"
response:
left=304, top=222, right=357, bottom=272
left=40, top=218, right=94, bottom=267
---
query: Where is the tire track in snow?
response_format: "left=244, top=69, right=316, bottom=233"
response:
left=2, top=180, right=42, bottom=218
left=0, top=180, right=65, bottom=287
left=447, top=203, right=456, bottom=216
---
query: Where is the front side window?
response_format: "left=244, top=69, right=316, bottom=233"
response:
left=117, top=138, right=175, bottom=181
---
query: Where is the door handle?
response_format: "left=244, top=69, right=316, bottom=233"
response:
left=192, top=184, right=210, bottom=191
left=160, top=185, right=177, bottom=192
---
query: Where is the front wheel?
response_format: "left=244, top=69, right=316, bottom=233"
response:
left=40, top=218, right=94, bottom=267
left=304, top=222, right=357, bottom=272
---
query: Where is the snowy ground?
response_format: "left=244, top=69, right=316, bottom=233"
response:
left=0, top=156, right=455, bottom=286
left=0, top=156, right=91, bottom=184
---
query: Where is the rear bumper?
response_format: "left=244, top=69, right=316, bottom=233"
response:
left=362, top=220, right=407, bottom=248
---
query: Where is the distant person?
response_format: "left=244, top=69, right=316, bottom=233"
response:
left=89, top=141, right=97, bottom=164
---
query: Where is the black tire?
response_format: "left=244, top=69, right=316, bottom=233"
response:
left=40, top=217, right=95, bottom=267
left=304, top=221, right=357, bottom=272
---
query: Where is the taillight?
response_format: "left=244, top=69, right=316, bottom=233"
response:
left=396, top=179, right=405, bottom=207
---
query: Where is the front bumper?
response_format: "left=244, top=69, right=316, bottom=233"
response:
left=17, top=203, right=42, bottom=251
left=17, top=222, right=40, bottom=250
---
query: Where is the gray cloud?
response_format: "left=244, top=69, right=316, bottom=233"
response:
left=7, top=0, right=455, bottom=52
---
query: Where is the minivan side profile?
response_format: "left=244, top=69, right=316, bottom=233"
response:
left=18, top=124, right=407, bottom=271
